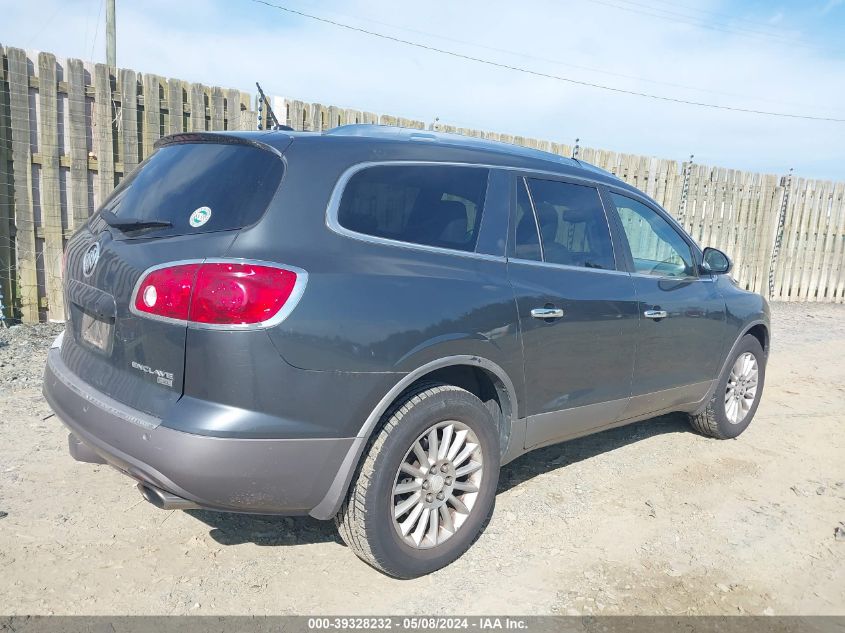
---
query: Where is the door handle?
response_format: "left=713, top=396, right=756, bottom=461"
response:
left=531, top=307, right=565, bottom=319
left=644, top=309, right=668, bottom=319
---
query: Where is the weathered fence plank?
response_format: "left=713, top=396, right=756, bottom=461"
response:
left=752, top=176, right=776, bottom=296
left=803, top=181, right=829, bottom=301
left=795, top=181, right=816, bottom=300
left=836, top=189, right=845, bottom=302
left=662, top=160, right=679, bottom=220
left=7, top=47, right=38, bottom=321
left=686, top=165, right=704, bottom=244
left=93, top=63, right=115, bottom=206
left=762, top=176, right=784, bottom=297
left=240, top=92, right=255, bottom=130
left=211, top=86, right=224, bottom=131
left=313, top=103, right=327, bottom=131
left=783, top=179, right=810, bottom=301
left=699, top=168, right=717, bottom=250
left=818, top=182, right=840, bottom=301
left=328, top=105, right=343, bottom=129
left=37, top=52, right=65, bottom=319
left=0, top=42, right=15, bottom=316
left=190, top=84, right=205, bottom=132
left=225, top=89, right=239, bottom=130
left=739, top=174, right=761, bottom=292
left=726, top=170, right=744, bottom=260
left=119, top=68, right=138, bottom=177
left=820, top=183, right=845, bottom=301
left=66, top=58, right=89, bottom=231
left=166, top=78, right=183, bottom=135
left=733, top=172, right=754, bottom=285
left=142, top=73, right=162, bottom=159
left=827, top=183, right=845, bottom=302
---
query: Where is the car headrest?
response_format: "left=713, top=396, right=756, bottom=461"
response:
left=408, top=199, right=469, bottom=245
left=437, top=200, right=468, bottom=226
left=562, top=207, right=594, bottom=223
left=437, top=200, right=470, bottom=244
left=516, top=210, right=537, bottom=241
left=535, top=202, right=559, bottom=243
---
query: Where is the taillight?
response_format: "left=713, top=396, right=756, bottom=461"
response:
left=190, top=262, right=298, bottom=325
left=131, top=261, right=303, bottom=327
left=134, top=264, right=201, bottom=320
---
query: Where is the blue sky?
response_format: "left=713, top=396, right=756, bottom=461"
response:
left=3, top=0, right=845, bottom=179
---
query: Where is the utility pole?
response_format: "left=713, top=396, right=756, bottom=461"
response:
left=106, top=0, right=116, bottom=67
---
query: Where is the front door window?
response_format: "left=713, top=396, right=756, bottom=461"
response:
left=609, top=193, right=695, bottom=278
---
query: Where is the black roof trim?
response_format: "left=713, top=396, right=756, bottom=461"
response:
left=154, top=132, right=285, bottom=159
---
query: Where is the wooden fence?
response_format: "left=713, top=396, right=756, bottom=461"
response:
left=0, top=45, right=843, bottom=323
left=0, top=45, right=256, bottom=322
left=272, top=96, right=845, bottom=305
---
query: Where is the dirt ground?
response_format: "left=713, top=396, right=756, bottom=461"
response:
left=0, top=302, right=843, bottom=615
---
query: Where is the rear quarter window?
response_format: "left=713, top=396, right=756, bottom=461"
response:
left=336, top=165, right=489, bottom=252
left=100, top=142, right=284, bottom=237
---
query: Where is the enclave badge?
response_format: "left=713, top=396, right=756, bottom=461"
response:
left=82, top=242, right=101, bottom=277
left=131, top=361, right=174, bottom=388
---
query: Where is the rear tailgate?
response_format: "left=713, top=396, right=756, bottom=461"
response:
left=60, top=134, right=287, bottom=420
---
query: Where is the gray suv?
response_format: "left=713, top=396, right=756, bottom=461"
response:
left=43, top=125, right=769, bottom=578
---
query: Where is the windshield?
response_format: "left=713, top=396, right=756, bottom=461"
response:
left=98, top=142, right=284, bottom=237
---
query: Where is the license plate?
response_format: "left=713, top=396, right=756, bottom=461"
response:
left=80, top=312, right=113, bottom=354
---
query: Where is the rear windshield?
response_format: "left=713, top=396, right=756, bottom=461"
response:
left=99, top=142, right=284, bottom=237
left=337, top=165, right=489, bottom=252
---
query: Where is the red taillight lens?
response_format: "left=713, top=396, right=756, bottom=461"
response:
left=190, top=262, right=298, bottom=325
left=133, top=261, right=299, bottom=326
left=134, top=264, right=201, bottom=320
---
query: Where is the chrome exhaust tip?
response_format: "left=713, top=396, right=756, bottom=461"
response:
left=137, top=483, right=200, bottom=511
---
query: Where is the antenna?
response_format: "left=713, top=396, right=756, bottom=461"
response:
left=255, top=82, right=283, bottom=130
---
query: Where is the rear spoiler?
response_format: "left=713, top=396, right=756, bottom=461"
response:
left=154, top=132, right=288, bottom=159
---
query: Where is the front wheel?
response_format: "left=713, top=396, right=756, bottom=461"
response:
left=689, top=333, right=766, bottom=439
left=335, top=384, right=500, bottom=578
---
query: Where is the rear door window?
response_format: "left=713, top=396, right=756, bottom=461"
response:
left=337, top=165, right=489, bottom=252
left=100, top=142, right=284, bottom=237
left=524, top=178, right=616, bottom=270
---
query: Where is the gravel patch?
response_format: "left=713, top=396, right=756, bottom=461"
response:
left=0, top=302, right=843, bottom=615
left=0, top=322, right=64, bottom=389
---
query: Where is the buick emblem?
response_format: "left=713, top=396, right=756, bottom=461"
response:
left=82, top=243, right=101, bottom=277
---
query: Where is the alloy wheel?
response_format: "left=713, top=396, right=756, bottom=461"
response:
left=724, top=351, right=759, bottom=424
left=391, top=420, right=484, bottom=549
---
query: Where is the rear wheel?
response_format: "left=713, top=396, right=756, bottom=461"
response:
left=689, top=334, right=766, bottom=439
left=336, top=384, right=500, bottom=578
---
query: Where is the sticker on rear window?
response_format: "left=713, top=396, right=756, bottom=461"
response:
left=189, top=206, right=212, bottom=228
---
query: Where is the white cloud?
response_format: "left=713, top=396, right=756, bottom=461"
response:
left=2, top=0, right=844, bottom=179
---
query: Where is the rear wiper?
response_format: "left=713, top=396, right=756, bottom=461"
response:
left=101, top=210, right=173, bottom=231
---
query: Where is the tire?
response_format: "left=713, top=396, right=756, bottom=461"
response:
left=689, top=334, right=766, bottom=439
left=335, top=383, right=500, bottom=578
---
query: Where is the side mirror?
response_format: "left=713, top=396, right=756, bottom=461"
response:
left=701, top=247, right=732, bottom=275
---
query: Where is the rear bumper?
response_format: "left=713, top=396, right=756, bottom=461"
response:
left=43, top=348, right=354, bottom=515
